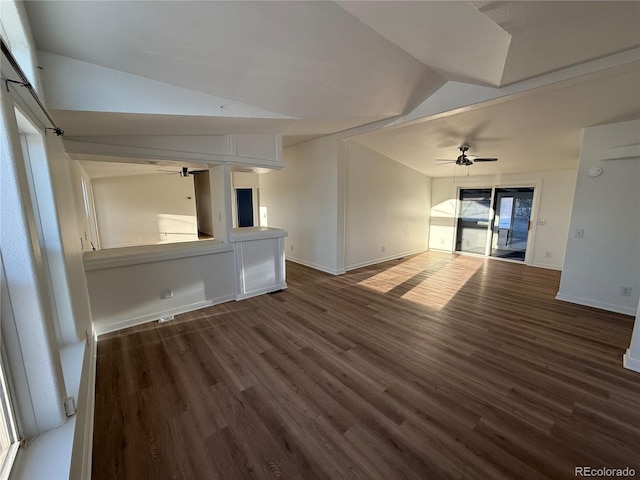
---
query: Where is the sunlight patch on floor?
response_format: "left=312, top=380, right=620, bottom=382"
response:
left=356, top=253, right=484, bottom=311
left=400, top=260, right=482, bottom=310
left=356, top=256, right=433, bottom=294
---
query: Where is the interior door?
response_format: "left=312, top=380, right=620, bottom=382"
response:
left=490, top=188, right=534, bottom=261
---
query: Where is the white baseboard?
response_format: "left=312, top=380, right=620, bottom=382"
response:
left=529, top=262, right=563, bottom=271
left=287, top=249, right=428, bottom=275
left=95, top=294, right=237, bottom=336
left=623, top=349, right=640, bottom=374
left=428, top=247, right=454, bottom=254
left=345, top=248, right=427, bottom=272
left=286, top=257, right=345, bottom=276
left=555, top=292, right=637, bottom=316
left=236, top=282, right=288, bottom=300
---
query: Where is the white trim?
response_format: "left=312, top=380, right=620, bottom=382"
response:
left=64, top=141, right=285, bottom=170
left=600, top=144, right=640, bottom=161
left=623, top=349, right=640, bottom=374
left=236, top=282, right=288, bottom=301
left=452, top=181, right=542, bottom=266
left=230, top=227, right=287, bottom=242
left=69, top=332, right=97, bottom=480
left=555, top=293, right=637, bottom=316
left=274, top=135, right=283, bottom=163
left=345, top=248, right=428, bottom=271
left=0, top=443, right=19, bottom=480
left=428, top=247, right=454, bottom=254
left=285, top=257, right=345, bottom=276
left=528, top=262, right=563, bottom=271
left=83, top=240, right=232, bottom=271
left=95, top=294, right=236, bottom=336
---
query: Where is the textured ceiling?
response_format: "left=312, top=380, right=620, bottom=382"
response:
left=474, top=1, right=640, bottom=84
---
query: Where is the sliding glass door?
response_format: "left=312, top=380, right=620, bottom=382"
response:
left=490, top=188, right=534, bottom=261
left=455, top=188, right=492, bottom=255
left=455, top=186, right=535, bottom=262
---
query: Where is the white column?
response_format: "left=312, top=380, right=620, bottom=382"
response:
left=208, top=164, right=231, bottom=243
left=624, top=174, right=640, bottom=373
left=623, top=294, right=640, bottom=373
left=0, top=89, right=67, bottom=435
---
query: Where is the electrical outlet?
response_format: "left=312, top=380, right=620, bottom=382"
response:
left=381, top=245, right=386, bottom=252
left=537, top=219, right=546, bottom=225
left=290, top=245, right=293, bottom=252
left=575, top=228, right=584, bottom=238
left=160, top=288, right=173, bottom=299
left=545, top=251, right=552, bottom=258
left=620, top=286, right=632, bottom=297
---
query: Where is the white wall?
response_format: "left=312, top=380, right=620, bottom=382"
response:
left=84, top=245, right=236, bottom=334
left=345, top=142, right=430, bottom=270
left=92, top=173, right=197, bottom=248
left=429, top=169, right=577, bottom=270
left=558, top=119, right=640, bottom=315
left=260, top=138, right=341, bottom=273
left=44, top=136, right=94, bottom=342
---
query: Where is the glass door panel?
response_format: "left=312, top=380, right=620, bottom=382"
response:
left=455, top=188, right=492, bottom=255
left=490, top=188, right=534, bottom=261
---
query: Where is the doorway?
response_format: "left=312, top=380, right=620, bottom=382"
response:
left=236, top=188, right=254, bottom=227
left=455, top=186, right=535, bottom=262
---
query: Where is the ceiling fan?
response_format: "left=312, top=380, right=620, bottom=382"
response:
left=157, top=167, right=205, bottom=177
left=437, top=145, right=498, bottom=166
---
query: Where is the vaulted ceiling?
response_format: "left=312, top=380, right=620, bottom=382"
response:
left=23, top=1, right=640, bottom=176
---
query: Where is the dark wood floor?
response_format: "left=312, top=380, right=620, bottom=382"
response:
left=93, top=252, right=640, bottom=480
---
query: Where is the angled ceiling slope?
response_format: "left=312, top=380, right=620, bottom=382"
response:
left=22, top=0, right=640, bottom=150
left=25, top=1, right=445, bottom=122
left=337, top=1, right=512, bottom=87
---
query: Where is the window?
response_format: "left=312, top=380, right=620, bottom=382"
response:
left=0, top=275, right=20, bottom=480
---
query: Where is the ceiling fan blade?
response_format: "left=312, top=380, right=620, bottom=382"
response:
left=435, top=159, right=456, bottom=162
left=472, top=157, right=498, bottom=162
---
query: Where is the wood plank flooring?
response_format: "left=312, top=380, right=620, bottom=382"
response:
left=93, top=252, right=640, bottom=480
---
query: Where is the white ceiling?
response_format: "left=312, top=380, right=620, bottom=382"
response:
left=23, top=1, right=640, bottom=176
left=26, top=1, right=444, bottom=121
left=474, top=1, right=640, bottom=85
left=349, top=64, right=640, bottom=177
left=337, top=1, right=512, bottom=86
